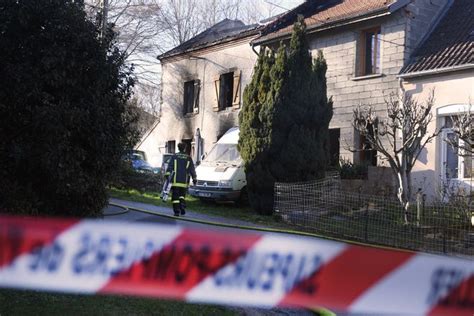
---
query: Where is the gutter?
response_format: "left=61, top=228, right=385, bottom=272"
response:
left=398, top=64, right=474, bottom=79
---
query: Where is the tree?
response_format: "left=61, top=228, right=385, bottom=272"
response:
left=238, top=48, right=275, bottom=212
left=0, top=0, right=138, bottom=217
left=239, top=17, right=333, bottom=214
left=352, top=91, right=438, bottom=223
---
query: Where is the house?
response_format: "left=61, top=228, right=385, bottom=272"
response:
left=138, top=0, right=456, bottom=174
left=399, top=0, right=474, bottom=200
left=136, top=19, right=262, bottom=167
left=251, top=0, right=450, bottom=167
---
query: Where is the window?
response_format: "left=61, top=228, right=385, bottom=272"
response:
left=166, top=140, right=175, bottom=154
left=357, top=27, right=381, bottom=76
left=183, top=80, right=200, bottom=115
left=357, top=125, right=377, bottom=166
left=213, top=70, right=241, bottom=111
left=442, top=117, right=473, bottom=179
left=181, top=139, right=192, bottom=156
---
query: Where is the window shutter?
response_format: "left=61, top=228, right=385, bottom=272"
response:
left=232, top=70, right=241, bottom=109
left=193, top=80, right=200, bottom=114
left=213, top=75, right=220, bottom=112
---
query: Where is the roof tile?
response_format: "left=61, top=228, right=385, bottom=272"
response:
left=400, top=0, right=474, bottom=74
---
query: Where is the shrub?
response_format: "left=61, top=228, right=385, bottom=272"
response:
left=338, top=159, right=368, bottom=180
left=110, top=162, right=163, bottom=193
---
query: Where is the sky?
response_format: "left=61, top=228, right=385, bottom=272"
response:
left=276, top=0, right=305, bottom=12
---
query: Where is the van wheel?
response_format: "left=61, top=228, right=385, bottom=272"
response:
left=236, top=187, right=249, bottom=207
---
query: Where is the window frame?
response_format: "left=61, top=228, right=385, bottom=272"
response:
left=441, top=116, right=473, bottom=181
left=357, top=27, right=382, bottom=77
left=213, top=70, right=241, bottom=112
left=182, top=79, right=200, bottom=116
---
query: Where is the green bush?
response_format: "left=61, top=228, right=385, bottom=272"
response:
left=338, top=159, right=368, bottom=179
left=110, top=162, right=163, bottom=193
left=0, top=1, right=138, bottom=217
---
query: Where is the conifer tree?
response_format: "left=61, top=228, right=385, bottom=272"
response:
left=238, top=49, right=275, bottom=211
left=239, top=16, right=332, bottom=214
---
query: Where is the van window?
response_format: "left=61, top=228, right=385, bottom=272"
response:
left=204, top=144, right=241, bottom=163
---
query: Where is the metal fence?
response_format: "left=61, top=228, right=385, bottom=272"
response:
left=274, top=176, right=474, bottom=257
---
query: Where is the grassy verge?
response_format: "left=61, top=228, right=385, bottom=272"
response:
left=108, top=187, right=277, bottom=225
left=0, top=289, right=235, bottom=316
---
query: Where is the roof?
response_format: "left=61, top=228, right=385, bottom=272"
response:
left=158, top=19, right=260, bottom=60
left=253, top=0, right=400, bottom=45
left=400, top=0, right=474, bottom=75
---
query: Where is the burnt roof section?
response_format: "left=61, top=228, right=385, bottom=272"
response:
left=158, top=19, right=260, bottom=60
left=254, top=0, right=398, bottom=45
left=400, top=0, right=474, bottom=75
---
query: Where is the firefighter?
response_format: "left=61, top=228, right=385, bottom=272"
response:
left=165, top=143, right=197, bottom=216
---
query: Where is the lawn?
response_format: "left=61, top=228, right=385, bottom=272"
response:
left=0, top=289, right=236, bottom=316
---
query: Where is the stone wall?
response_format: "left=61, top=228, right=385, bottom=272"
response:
left=341, top=166, right=396, bottom=197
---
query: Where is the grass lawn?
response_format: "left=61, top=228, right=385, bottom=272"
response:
left=0, top=289, right=236, bottom=316
left=108, top=187, right=278, bottom=226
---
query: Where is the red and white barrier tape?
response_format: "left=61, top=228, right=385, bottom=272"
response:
left=0, top=215, right=472, bottom=315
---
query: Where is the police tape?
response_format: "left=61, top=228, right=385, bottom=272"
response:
left=0, top=215, right=472, bottom=315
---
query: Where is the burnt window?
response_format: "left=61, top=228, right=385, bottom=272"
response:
left=213, top=71, right=241, bottom=111
left=219, top=73, right=233, bottom=110
left=166, top=140, right=175, bottom=154
left=357, top=27, right=381, bottom=76
left=183, top=80, right=200, bottom=115
left=181, top=139, right=192, bottom=156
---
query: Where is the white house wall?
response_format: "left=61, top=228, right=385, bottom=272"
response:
left=402, top=70, right=474, bottom=200
left=138, top=39, right=258, bottom=167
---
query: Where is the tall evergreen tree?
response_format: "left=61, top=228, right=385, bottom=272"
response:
left=239, top=16, right=333, bottom=214
left=0, top=0, right=138, bottom=217
left=238, top=48, right=275, bottom=211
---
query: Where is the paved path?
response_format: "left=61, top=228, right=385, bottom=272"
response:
left=105, top=198, right=268, bottom=231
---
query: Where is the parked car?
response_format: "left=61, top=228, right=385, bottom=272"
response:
left=122, top=150, right=154, bottom=173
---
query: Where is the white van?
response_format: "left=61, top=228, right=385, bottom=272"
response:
left=189, top=127, right=247, bottom=203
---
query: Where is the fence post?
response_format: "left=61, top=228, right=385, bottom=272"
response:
left=441, top=206, right=447, bottom=254
left=416, top=188, right=422, bottom=227
left=364, top=202, right=369, bottom=242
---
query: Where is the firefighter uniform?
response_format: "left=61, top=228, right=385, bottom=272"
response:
left=165, top=152, right=196, bottom=216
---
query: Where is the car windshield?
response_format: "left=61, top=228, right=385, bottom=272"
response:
left=204, top=143, right=241, bottom=163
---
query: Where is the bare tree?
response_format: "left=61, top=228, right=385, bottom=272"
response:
left=84, top=0, right=286, bottom=116
left=352, top=91, right=439, bottom=223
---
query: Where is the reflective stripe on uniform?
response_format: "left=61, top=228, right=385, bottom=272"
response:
left=173, top=159, right=177, bottom=184
left=172, top=200, right=180, bottom=204
left=172, top=183, right=188, bottom=188
left=179, top=196, right=185, bottom=199
left=186, top=161, right=191, bottom=184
